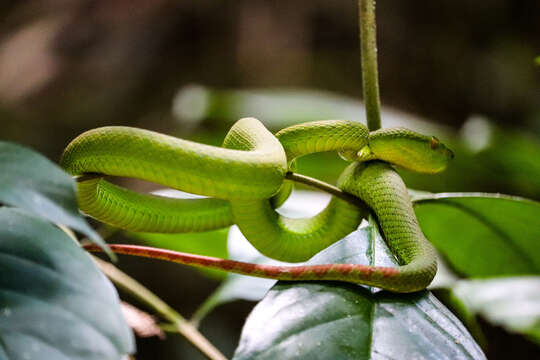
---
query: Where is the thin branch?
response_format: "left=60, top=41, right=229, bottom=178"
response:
left=93, top=257, right=227, bottom=360
left=359, top=0, right=382, bottom=131
left=285, top=171, right=366, bottom=208
left=190, top=284, right=224, bottom=328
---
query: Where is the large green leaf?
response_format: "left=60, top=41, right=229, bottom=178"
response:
left=233, top=224, right=485, bottom=360
left=0, top=208, right=134, bottom=360
left=413, top=193, right=540, bottom=277
left=0, top=141, right=108, bottom=253
left=413, top=193, right=540, bottom=344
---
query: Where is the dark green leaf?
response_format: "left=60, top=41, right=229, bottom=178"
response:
left=233, top=225, right=485, bottom=360
left=413, top=193, right=540, bottom=277
left=0, top=141, right=109, bottom=254
left=0, top=207, right=134, bottom=359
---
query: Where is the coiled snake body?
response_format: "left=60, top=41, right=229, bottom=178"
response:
left=61, top=119, right=453, bottom=292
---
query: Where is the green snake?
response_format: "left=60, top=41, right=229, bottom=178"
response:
left=61, top=118, right=453, bottom=292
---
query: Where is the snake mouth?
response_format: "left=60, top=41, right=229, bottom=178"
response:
left=75, top=173, right=104, bottom=182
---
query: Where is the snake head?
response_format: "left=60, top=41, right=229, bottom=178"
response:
left=427, top=135, right=454, bottom=162
left=429, top=136, right=454, bottom=159
left=398, top=134, right=454, bottom=173
left=369, top=128, right=455, bottom=174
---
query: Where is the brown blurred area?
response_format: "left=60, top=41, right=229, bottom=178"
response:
left=1, top=1, right=539, bottom=359
left=1, top=0, right=539, bottom=157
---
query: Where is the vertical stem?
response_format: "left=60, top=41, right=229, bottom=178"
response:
left=359, top=0, right=382, bottom=131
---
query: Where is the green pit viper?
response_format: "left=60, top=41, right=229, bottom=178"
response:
left=60, top=118, right=453, bottom=292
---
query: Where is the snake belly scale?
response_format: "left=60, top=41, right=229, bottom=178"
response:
left=61, top=118, right=453, bottom=292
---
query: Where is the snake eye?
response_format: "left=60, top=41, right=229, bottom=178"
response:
left=430, top=136, right=440, bottom=149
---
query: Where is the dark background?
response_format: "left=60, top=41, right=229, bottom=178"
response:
left=1, top=1, right=539, bottom=359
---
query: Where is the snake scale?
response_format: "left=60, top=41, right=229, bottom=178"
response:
left=61, top=118, right=453, bottom=292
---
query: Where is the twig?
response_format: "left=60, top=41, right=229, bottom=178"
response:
left=285, top=171, right=367, bottom=208
left=93, top=257, right=227, bottom=360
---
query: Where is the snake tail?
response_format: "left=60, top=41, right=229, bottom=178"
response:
left=85, top=161, right=436, bottom=292
left=85, top=239, right=414, bottom=293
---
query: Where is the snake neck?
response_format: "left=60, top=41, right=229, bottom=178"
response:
left=275, top=120, right=369, bottom=161
left=339, top=161, right=437, bottom=288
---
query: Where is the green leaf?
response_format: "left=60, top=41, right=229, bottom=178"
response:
left=233, top=224, right=485, bottom=360
left=0, top=141, right=109, bottom=255
left=414, top=193, right=540, bottom=344
left=451, top=277, right=540, bottom=344
left=0, top=207, right=134, bottom=359
left=413, top=193, right=540, bottom=277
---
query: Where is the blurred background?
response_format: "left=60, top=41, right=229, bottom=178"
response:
left=1, top=0, right=539, bottom=359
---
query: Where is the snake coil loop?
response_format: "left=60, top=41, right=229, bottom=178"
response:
left=62, top=118, right=453, bottom=292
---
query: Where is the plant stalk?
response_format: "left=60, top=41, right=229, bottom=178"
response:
left=285, top=172, right=366, bottom=208
left=94, top=257, right=227, bottom=360
left=359, top=0, right=382, bottom=131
